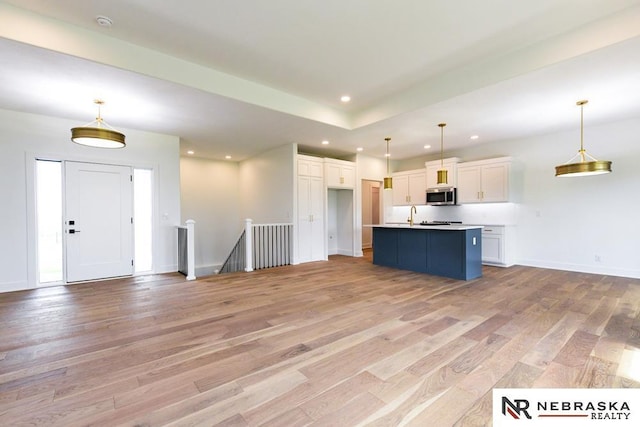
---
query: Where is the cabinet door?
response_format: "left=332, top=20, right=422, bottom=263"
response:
left=297, top=175, right=313, bottom=263
left=480, top=163, right=509, bottom=202
left=398, top=230, right=428, bottom=272
left=325, top=163, right=355, bottom=188
left=408, top=172, right=426, bottom=205
left=340, top=165, right=356, bottom=188
left=298, top=159, right=323, bottom=177
left=309, top=176, right=325, bottom=260
left=428, top=230, right=464, bottom=277
left=372, top=228, right=398, bottom=268
left=297, top=175, right=325, bottom=263
left=325, top=163, right=342, bottom=187
left=481, top=232, right=503, bottom=264
left=392, top=174, right=409, bottom=205
left=457, top=166, right=481, bottom=203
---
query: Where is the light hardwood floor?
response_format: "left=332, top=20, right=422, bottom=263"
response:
left=1, top=254, right=639, bottom=426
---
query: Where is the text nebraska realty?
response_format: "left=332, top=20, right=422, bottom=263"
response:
left=540, top=400, right=630, bottom=420
left=504, top=397, right=632, bottom=420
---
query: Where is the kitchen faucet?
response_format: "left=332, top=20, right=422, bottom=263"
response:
left=408, top=205, right=417, bottom=226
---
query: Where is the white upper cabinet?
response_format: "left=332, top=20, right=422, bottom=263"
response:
left=425, top=157, right=460, bottom=188
left=325, top=159, right=355, bottom=189
left=457, top=157, right=511, bottom=203
left=298, top=156, right=323, bottom=177
left=391, top=169, right=427, bottom=206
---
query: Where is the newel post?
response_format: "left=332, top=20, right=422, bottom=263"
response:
left=185, top=219, right=196, bottom=280
left=244, top=218, right=253, bottom=272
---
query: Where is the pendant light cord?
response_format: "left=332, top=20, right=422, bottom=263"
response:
left=385, top=137, right=391, bottom=176
left=438, top=123, right=446, bottom=168
left=96, top=101, right=103, bottom=126
left=579, top=101, right=585, bottom=162
left=440, top=126, right=444, bottom=168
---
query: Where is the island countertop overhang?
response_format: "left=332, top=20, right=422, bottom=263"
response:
left=368, top=224, right=483, bottom=231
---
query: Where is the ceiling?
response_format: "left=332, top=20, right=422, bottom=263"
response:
left=1, top=0, right=640, bottom=160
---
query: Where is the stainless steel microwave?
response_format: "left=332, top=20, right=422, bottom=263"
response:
left=426, top=187, right=457, bottom=206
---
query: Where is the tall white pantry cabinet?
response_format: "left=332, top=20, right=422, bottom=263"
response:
left=296, top=155, right=325, bottom=263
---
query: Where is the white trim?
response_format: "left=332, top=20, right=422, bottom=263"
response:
left=25, top=150, right=162, bottom=290
left=517, top=259, right=640, bottom=279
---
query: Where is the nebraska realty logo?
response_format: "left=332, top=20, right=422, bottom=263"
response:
left=492, top=389, right=640, bottom=426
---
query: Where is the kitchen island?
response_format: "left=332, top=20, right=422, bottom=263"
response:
left=371, top=224, right=483, bottom=280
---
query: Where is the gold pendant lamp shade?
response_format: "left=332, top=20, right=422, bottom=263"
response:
left=437, top=123, right=448, bottom=184
left=384, top=137, right=392, bottom=189
left=555, top=100, right=611, bottom=177
left=71, top=100, right=126, bottom=148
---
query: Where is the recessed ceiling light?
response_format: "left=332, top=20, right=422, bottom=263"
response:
left=356, top=147, right=363, bottom=152
left=225, top=155, right=232, bottom=159
left=384, top=153, right=391, bottom=157
left=322, top=140, right=329, bottom=145
left=470, top=135, right=479, bottom=140
left=424, top=144, right=431, bottom=149
left=95, top=15, right=113, bottom=28
left=340, top=95, right=351, bottom=103
left=187, top=150, right=194, bottom=155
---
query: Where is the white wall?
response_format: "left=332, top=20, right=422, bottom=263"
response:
left=179, top=144, right=295, bottom=274
left=392, top=116, right=640, bottom=278
left=180, top=156, right=241, bottom=276
left=0, top=108, right=181, bottom=293
left=239, top=144, right=295, bottom=223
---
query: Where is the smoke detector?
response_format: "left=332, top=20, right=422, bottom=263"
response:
left=95, top=15, right=113, bottom=28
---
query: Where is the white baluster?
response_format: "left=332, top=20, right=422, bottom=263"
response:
left=245, top=218, right=254, bottom=272
left=185, top=219, right=196, bottom=280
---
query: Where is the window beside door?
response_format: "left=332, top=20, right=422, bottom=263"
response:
left=36, top=160, right=63, bottom=284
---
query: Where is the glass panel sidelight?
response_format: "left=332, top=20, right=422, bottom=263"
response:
left=36, top=160, right=63, bottom=284
left=134, top=168, right=153, bottom=273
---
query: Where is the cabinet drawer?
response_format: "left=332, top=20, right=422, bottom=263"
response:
left=481, top=226, right=504, bottom=236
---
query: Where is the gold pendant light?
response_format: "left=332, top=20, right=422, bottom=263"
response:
left=384, top=137, right=392, bottom=189
left=71, top=100, right=126, bottom=148
left=555, top=100, right=611, bottom=177
left=437, top=123, right=448, bottom=184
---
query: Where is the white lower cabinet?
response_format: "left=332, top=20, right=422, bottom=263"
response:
left=481, top=225, right=515, bottom=267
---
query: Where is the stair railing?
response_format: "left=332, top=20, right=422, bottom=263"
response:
left=219, top=218, right=293, bottom=274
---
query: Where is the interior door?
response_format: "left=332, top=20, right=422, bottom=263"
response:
left=65, top=161, right=133, bottom=282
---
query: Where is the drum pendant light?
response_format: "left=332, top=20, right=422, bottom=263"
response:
left=437, top=123, right=448, bottom=184
left=555, top=100, right=611, bottom=177
left=71, top=100, right=126, bottom=148
left=384, top=137, right=392, bottom=189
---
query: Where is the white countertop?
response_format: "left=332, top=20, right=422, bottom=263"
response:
left=369, top=223, right=483, bottom=231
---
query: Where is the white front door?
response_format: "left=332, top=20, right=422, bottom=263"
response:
left=65, top=161, right=133, bottom=282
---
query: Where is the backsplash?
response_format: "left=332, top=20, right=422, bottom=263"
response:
left=388, top=203, right=518, bottom=225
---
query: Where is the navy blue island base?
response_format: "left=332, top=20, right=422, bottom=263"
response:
left=371, top=225, right=483, bottom=280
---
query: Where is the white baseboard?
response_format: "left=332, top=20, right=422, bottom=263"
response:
left=328, top=248, right=357, bottom=256
left=0, top=280, right=31, bottom=293
left=517, top=258, right=640, bottom=279
left=196, top=264, right=221, bottom=276
left=156, top=263, right=178, bottom=274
